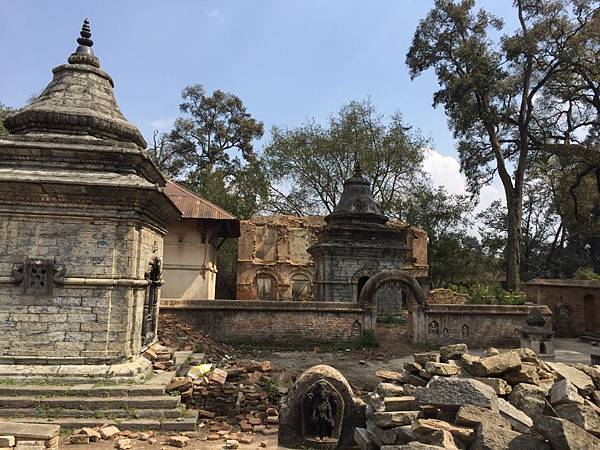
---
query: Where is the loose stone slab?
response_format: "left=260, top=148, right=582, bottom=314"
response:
left=384, top=396, right=419, bottom=412
left=415, top=377, right=498, bottom=411
left=555, top=403, right=600, bottom=437
left=465, top=352, right=521, bottom=377
left=424, top=362, right=460, bottom=377
left=508, top=383, right=546, bottom=417
left=498, top=398, right=533, bottom=433
left=471, top=422, right=550, bottom=450
left=547, top=362, right=595, bottom=395
left=550, top=379, right=584, bottom=406
left=0, top=436, right=15, bottom=447
left=0, top=422, right=59, bottom=440
left=454, top=404, right=511, bottom=430
left=472, top=377, right=512, bottom=395
left=414, top=352, right=440, bottom=365
left=377, top=383, right=404, bottom=398
left=412, top=418, right=474, bottom=443
left=534, top=414, right=600, bottom=450
left=439, top=344, right=468, bottom=362
left=372, top=411, right=421, bottom=429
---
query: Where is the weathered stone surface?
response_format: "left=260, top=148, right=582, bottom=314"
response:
left=497, top=398, right=533, bottom=433
left=373, top=411, right=421, bottom=429
left=166, top=436, right=190, bottom=448
left=115, top=438, right=132, bottom=450
left=413, top=429, right=462, bottom=449
left=472, top=377, right=512, bottom=395
left=502, top=362, right=540, bottom=385
left=385, top=396, right=419, bottom=412
left=574, top=363, right=600, bottom=388
left=405, top=362, right=423, bottom=374
left=414, top=352, right=441, bottom=365
left=534, top=414, right=600, bottom=450
left=550, top=379, right=585, bottom=405
left=354, top=428, right=378, bottom=450
left=465, top=352, right=521, bottom=377
left=508, top=383, right=546, bottom=417
left=547, top=362, right=595, bottom=396
left=0, top=436, right=15, bottom=447
left=377, top=370, right=408, bottom=383
left=99, top=426, right=120, bottom=440
left=555, top=403, right=600, bottom=437
left=471, top=422, right=550, bottom=450
left=0, top=422, right=60, bottom=440
left=377, top=383, right=405, bottom=398
left=415, top=377, right=498, bottom=411
left=412, top=419, right=474, bottom=443
left=439, top=344, right=468, bottom=362
left=454, top=404, right=511, bottom=430
left=425, top=362, right=460, bottom=377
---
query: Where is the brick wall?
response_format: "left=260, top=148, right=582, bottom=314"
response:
left=412, top=304, right=552, bottom=348
left=159, top=300, right=368, bottom=346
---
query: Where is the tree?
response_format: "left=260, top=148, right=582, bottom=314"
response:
left=406, top=0, right=595, bottom=289
left=0, top=102, right=13, bottom=136
left=262, top=100, right=427, bottom=215
left=148, top=84, right=268, bottom=219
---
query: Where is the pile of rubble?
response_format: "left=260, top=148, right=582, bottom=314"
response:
left=68, top=426, right=210, bottom=448
left=159, top=313, right=234, bottom=362
left=356, top=344, right=600, bottom=449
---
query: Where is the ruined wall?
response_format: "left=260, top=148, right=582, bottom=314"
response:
left=162, top=219, right=218, bottom=300
left=0, top=214, right=162, bottom=363
left=426, top=288, right=469, bottom=305
left=160, top=299, right=368, bottom=346
left=412, top=304, right=552, bottom=348
left=525, top=279, right=600, bottom=337
left=236, top=215, right=428, bottom=301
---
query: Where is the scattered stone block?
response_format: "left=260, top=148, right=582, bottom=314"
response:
left=547, top=362, right=595, bottom=396
left=472, top=377, right=512, bottom=395
left=376, top=370, right=407, bottom=383
left=412, top=418, right=474, bottom=444
left=555, top=403, right=600, bottom=437
left=454, top=404, right=511, bottom=430
left=471, top=422, right=550, bottom=450
left=372, top=411, right=421, bottom=428
left=405, top=362, right=423, bottom=374
left=414, top=352, right=440, bottom=365
left=384, top=396, right=418, bottom=411
left=80, top=427, right=101, bottom=442
left=166, top=436, right=190, bottom=448
left=439, top=344, right=468, bottom=362
left=508, top=383, right=546, bottom=417
left=408, top=374, right=429, bottom=387
left=377, top=382, right=405, bottom=397
left=239, top=436, right=254, bottom=444
left=225, top=439, right=239, bottom=449
left=465, top=352, right=521, bottom=377
left=99, top=426, right=120, bottom=440
left=498, top=398, right=533, bottom=433
left=115, top=438, right=132, bottom=449
left=415, top=377, right=498, bottom=411
left=69, top=434, right=89, bottom=445
left=503, top=362, right=540, bottom=385
left=550, top=379, right=585, bottom=405
left=534, top=414, right=600, bottom=450
left=425, top=362, right=460, bottom=376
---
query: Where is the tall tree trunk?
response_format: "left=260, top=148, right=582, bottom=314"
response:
left=506, top=194, right=523, bottom=290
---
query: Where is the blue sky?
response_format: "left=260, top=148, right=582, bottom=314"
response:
left=0, top=0, right=515, bottom=209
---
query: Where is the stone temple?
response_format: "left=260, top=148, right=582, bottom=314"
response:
left=308, top=163, right=411, bottom=302
left=0, top=20, right=179, bottom=378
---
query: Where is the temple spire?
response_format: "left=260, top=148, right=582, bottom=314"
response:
left=353, top=159, right=363, bottom=178
left=75, top=18, right=94, bottom=54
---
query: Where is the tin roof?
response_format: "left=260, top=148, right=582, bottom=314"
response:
left=165, top=180, right=237, bottom=220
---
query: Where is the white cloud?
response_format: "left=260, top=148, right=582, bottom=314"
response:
left=150, top=118, right=174, bottom=131
left=422, top=147, right=504, bottom=214
left=207, top=10, right=224, bottom=22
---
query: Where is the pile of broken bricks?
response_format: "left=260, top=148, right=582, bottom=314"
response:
left=356, top=344, right=600, bottom=449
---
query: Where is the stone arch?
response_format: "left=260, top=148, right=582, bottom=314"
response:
left=358, top=269, right=426, bottom=311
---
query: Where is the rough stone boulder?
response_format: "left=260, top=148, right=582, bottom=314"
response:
left=502, top=362, right=540, bottom=386
left=471, top=422, right=550, bottom=450
left=508, top=383, right=547, bottom=417
left=415, top=377, right=498, bottom=411
left=454, top=404, right=511, bottom=430
left=550, top=379, right=585, bottom=406
left=464, top=352, right=521, bottom=377
left=439, top=344, right=468, bottom=362
left=533, top=414, right=600, bottom=450
left=547, top=362, right=595, bottom=396
left=555, top=403, right=600, bottom=437
left=425, top=362, right=460, bottom=377
left=412, top=418, right=474, bottom=444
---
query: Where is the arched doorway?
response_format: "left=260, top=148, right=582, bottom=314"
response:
left=584, top=294, right=598, bottom=332
left=357, top=276, right=370, bottom=301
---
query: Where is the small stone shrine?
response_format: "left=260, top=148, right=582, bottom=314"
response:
left=308, top=162, right=409, bottom=302
left=0, top=20, right=180, bottom=378
left=278, top=365, right=366, bottom=449
left=518, top=307, right=555, bottom=360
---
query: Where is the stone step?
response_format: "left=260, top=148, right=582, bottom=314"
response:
left=2, top=413, right=199, bottom=432
left=0, top=384, right=166, bottom=398
left=0, top=395, right=180, bottom=410
left=0, top=407, right=183, bottom=419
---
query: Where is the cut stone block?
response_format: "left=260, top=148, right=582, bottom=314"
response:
left=471, top=422, right=550, bottom=450
left=465, top=352, right=521, bottom=377
left=555, top=403, right=600, bottom=437
left=550, top=379, right=585, bottom=406
left=415, top=377, right=498, bottom=411
left=498, top=398, right=533, bottom=433
left=372, top=411, right=421, bottom=429
left=547, top=362, right=595, bottom=396
left=534, top=414, right=600, bottom=450
left=454, top=404, right=511, bottom=430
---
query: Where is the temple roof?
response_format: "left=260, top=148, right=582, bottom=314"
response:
left=325, top=162, right=389, bottom=227
left=3, top=19, right=147, bottom=148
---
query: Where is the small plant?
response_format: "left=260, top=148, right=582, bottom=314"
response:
left=193, top=343, right=205, bottom=353
left=351, top=330, right=379, bottom=350
left=574, top=267, right=600, bottom=280
left=258, top=377, right=281, bottom=402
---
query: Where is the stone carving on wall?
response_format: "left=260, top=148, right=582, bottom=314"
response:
left=22, top=259, right=54, bottom=296
left=462, top=324, right=469, bottom=337
left=428, top=320, right=439, bottom=335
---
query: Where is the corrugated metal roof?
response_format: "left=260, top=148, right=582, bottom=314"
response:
left=165, top=180, right=237, bottom=220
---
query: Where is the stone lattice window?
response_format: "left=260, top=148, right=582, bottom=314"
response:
left=291, top=274, right=311, bottom=301
left=23, top=259, right=54, bottom=296
left=256, top=274, right=276, bottom=300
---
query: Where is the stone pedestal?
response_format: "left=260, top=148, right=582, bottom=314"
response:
left=518, top=308, right=555, bottom=360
